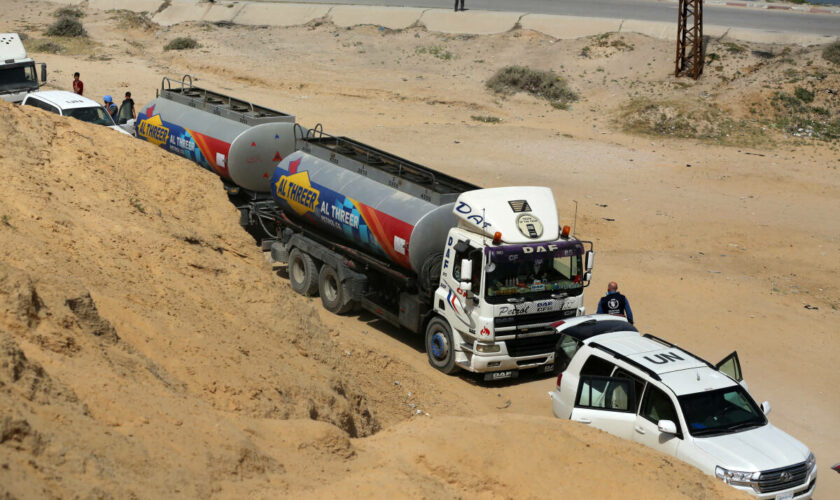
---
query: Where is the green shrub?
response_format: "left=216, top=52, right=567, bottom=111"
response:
left=31, top=40, right=64, bottom=54
left=164, top=37, right=200, bottom=51
left=794, top=87, right=815, bottom=103
left=471, top=115, right=501, bottom=123
left=45, top=17, right=87, bottom=37
left=53, top=6, right=84, bottom=18
left=823, top=41, right=840, bottom=65
left=486, top=66, right=578, bottom=109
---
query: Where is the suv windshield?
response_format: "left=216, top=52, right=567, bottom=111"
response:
left=678, top=386, right=767, bottom=437
left=64, top=106, right=115, bottom=126
left=484, top=241, right=583, bottom=304
left=0, top=63, right=37, bottom=92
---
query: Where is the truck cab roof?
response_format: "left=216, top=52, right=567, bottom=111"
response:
left=0, top=33, right=28, bottom=61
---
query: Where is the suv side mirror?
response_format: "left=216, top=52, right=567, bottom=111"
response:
left=761, top=401, right=771, bottom=415
left=40, top=63, right=47, bottom=83
left=657, top=420, right=677, bottom=435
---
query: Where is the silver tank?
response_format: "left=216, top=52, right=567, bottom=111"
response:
left=135, top=77, right=296, bottom=193
left=270, top=136, right=478, bottom=274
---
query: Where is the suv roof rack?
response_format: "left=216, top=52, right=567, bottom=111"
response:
left=590, top=342, right=662, bottom=381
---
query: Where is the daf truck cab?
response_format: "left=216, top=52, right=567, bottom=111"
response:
left=0, top=33, right=46, bottom=103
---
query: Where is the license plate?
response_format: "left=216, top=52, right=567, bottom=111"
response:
left=776, top=493, right=793, bottom=500
left=542, top=364, right=554, bottom=373
left=484, top=370, right=516, bottom=381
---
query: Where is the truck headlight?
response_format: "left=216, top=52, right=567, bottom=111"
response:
left=805, top=452, right=816, bottom=472
left=474, top=342, right=501, bottom=353
left=715, top=466, right=759, bottom=488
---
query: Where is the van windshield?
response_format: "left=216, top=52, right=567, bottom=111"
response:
left=678, top=386, right=767, bottom=437
left=0, top=63, right=37, bottom=92
left=484, top=241, right=583, bottom=304
left=64, top=106, right=115, bottom=126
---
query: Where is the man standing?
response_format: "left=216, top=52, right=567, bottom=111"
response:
left=597, top=281, right=634, bottom=324
left=121, top=91, right=136, bottom=120
left=103, top=95, right=118, bottom=121
left=72, top=72, right=83, bottom=95
left=454, top=0, right=465, bottom=12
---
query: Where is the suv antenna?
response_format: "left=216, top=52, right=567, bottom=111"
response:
left=572, top=200, right=579, bottom=237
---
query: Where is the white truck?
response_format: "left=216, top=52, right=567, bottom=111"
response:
left=549, top=315, right=817, bottom=499
left=133, top=78, right=595, bottom=380
left=0, top=33, right=47, bottom=103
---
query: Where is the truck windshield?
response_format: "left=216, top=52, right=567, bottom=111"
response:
left=678, top=386, right=767, bottom=437
left=484, top=242, right=583, bottom=303
left=64, top=106, right=115, bottom=127
left=0, top=63, right=37, bottom=92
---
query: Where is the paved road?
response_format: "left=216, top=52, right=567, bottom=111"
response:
left=254, top=0, right=840, bottom=36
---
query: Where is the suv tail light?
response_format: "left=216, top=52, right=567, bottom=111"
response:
left=555, top=372, right=562, bottom=390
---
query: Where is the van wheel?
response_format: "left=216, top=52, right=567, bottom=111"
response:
left=318, top=265, right=354, bottom=314
left=288, top=249, right=318, bottom=296
left=425, top=317, right=458, bottom=374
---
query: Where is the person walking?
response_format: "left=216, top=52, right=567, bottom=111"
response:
left=103, top=95, right=118, bottom=121
left=72, top=72, right=83, bottom=95
left=597, top=281, right=634, bottom=324
left=454, top=0, right=465, bottom=12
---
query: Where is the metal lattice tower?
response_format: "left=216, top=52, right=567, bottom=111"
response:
left=675, top=0, right=703, bottom=79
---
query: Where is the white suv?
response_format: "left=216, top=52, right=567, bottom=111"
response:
left=21, top=91, right=131, bottom=136
left=548, top=315, right=817, bottom=499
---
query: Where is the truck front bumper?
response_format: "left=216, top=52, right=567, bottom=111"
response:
left=455, top=344, right=556, bottom=380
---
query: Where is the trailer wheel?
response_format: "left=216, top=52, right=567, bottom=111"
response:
left=288, top=249, right=319, bottom=296
left=425, top=317, right=458, bottom=374
left=318, top=265, right=354, bottom=314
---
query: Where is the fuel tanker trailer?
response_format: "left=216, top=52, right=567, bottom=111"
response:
left=261, top=127, right=596, bottom=380
left=134, top=75, right=298, bottom=199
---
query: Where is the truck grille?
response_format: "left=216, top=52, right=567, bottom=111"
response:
left=505, top=334, right=560, bottom=358
left=494, top=309, right=578, bottom=329
left=756, top=462, right=809, bottom=493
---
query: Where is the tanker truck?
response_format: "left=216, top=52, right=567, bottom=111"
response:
left=136, top=76, right=595, bottom=380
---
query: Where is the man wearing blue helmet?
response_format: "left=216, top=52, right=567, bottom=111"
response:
left=103, top=95, right=118, bottom=122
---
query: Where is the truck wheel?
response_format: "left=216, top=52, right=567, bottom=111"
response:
left=425, top=317, right=458, bottom=374
left=288, top=249, right=319, bottom=296
left=318, top=265, right=354, bottom=314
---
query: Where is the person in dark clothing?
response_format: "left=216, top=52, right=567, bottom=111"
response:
left=596, top=281, right=634, bottom=324
left=122, top=91, right=136, bottom=120
left=103, top=95, right=118, bottom=121
left=454, top=0, right=465, bottom=11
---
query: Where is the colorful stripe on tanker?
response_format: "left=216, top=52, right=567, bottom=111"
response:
left=270, top=156, right=414, bottom=270
left=136, top=105, right=232, bottom=179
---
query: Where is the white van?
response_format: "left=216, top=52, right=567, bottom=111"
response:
left=21, top=91, right=131, bottom=136
left=548, top=315, right=817, bottom=499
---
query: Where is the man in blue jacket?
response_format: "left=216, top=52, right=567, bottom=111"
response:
left=597, top=281, right=634, bottom=324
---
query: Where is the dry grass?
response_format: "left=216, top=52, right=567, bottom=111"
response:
left=486, top=66, right=578, bottom=109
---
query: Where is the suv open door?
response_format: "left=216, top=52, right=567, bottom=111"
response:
left=715, top=351, right=742, bottom=382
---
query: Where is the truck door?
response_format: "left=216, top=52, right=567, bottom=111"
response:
left=441, top=238, right=481, bottom=329
left=633, top=384, right=682, bottom=456
left=571, top=375, right=636, bottom=440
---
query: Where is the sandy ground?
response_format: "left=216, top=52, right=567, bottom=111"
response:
left=1, top=0, right=839, bottom=498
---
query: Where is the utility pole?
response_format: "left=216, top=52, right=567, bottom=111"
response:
left=675, top=0, right=703, bottom=79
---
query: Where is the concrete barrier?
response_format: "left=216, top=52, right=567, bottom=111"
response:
left=88, top=0, right=163, bottom=13
left=152, top=3, right=210, bottom=26
left=620, top=20, right=677, bottom=41
left=419, top=9, right=523, bottom=35
left=204, top=1, right=246, bottom=24
left=519, top=14, right=621, bottom=40
left=234, top=2, right=331, bottom=27
left=330, top=6, right=425, bottom=30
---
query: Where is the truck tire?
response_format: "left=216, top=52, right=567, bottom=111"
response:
left=318, top=265, right=354, bottom=314
left=425, top=317, right=458, bottom=374
left=288, top=249, right=319, bottom=296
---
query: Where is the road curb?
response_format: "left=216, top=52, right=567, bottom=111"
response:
left=55, top=0, right=840, bottom=46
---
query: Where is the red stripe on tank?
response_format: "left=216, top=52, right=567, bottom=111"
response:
left=188, top=129, right=232, bottom=179
left=354, top=201, right=414, bottom=269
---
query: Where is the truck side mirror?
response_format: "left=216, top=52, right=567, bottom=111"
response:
left=585, top=250, right=594, bottom=271
left=657, top=420, right=677, bottom=435
left=40, top=63, right=47, bottom=83
left=584, top=272, right=592, bottom=283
